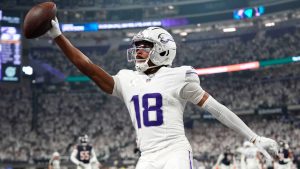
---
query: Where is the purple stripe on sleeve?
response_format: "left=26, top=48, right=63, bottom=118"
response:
left=189, top=151, right=193, bottom=169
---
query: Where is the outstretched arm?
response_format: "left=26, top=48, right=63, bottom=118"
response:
left=70, top=148, right=83, bottom=166
left=198, top=93, right=278, bottom=159
left=198, top=93, right=258, bottom=142
left=180, top=81, right=278, bottom=159
left=48, top=18, right=114, bottom=94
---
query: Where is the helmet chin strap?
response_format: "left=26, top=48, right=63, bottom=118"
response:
left=135, top=57, right=159, bottom=72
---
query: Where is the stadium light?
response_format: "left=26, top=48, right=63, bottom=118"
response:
left=22, top=66, right=33, bottom=75
left=265, top=22, right=275, bottom=27
left=168, top=5, right=174, bottom=10
left=292, top=56, right=300, bottom=61
left=223, top=27, right=236, bottom=32
left=179, top=32, right=188, bottom=36
left=123, top=38, right=131, bottom=42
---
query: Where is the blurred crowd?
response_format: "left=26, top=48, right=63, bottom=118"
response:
left=1, top=23, right=300, bottom=168
left=0, top=84, right=32, bottom=162
left=30, top=25, right=300, bottom=76
left=188, top=116, right=300, bottom=168
left=1, top=84, right=299, bottom=168
left=176, top=26, right=300, bottom=67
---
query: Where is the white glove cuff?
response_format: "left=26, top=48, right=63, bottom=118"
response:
left=49, top=19, right=62, bottom=39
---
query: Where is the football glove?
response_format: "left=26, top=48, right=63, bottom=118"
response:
left=48, top=17, right=62, bottom=39
left=253, top=136, right=279, bottom=160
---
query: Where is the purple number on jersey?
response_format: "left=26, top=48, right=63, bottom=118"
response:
left=131, top=93, right=163, bottom=128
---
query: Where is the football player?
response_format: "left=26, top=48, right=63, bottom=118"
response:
left=275, top=141, right=293, bottom=169
left=70, top=135, right=101, bottom=169
left=214, top=147, right=236, bottom=169
left=48, top=17, right=279, bottom=169
left=240, top=141, right=263, bottom=169
left=48, top=151, right=61, bottom=169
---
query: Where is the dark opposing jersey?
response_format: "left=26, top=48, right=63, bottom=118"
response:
left=221, top=152, right=234, bottom=166
left=278, top=148, right=290, bottom=165
left=76, top=145, right=92, bottom=164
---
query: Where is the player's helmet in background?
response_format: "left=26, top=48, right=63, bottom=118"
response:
left=79, top=134, right=89, bottom=145
left=127, top=27, right=177, bottom=72
left=51, top=151, right=60, bottom=160
left=52, top=151, right=60, bottom=157
left=224, top=146, right=231, bottom=153
left=279, top=140, right=289, bottom=149
left=279, top=141, right=284, bottom=147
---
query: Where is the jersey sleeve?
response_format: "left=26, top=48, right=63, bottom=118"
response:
left=112, top=70, right=125, bottom=99
left=184, top=66, right=200, bottom=85
left=48, top=158, right=53, bottom=166
left=178, top=66, right=205, bottom=104
left=70, top=147, right=80, bottom=165
left=90, top=148, right=99, bottom=163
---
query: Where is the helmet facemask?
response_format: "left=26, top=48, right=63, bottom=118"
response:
left=79, top=135, right=89, bottom=145
left=127, top=40, right=160, bottom=72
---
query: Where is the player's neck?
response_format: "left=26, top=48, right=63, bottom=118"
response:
left=144, top=65, right=164, bottom=75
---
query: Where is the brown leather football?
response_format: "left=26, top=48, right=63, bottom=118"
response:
left=23, top=2, right=57, bottom=39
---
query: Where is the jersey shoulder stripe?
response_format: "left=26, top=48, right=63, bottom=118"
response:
left=176, top=66, right=200, bottom=84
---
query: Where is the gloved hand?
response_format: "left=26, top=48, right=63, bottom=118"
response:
left=48, top=17, right=62, bottom=39
left=253, top=136, right=279, bottom=160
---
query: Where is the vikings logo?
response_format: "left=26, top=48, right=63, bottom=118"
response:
left=158, top=33, right=174, bottom=44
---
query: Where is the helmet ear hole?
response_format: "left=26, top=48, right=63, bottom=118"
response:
left=160, top=50, right=169, bottom=56
left=160, top=51, right=166, bottom=56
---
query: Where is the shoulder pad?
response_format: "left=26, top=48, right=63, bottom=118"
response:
left=184, top=66, right=200, bottom=84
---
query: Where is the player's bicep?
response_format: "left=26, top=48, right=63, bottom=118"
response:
left=71, top=148, right=78, bottom=157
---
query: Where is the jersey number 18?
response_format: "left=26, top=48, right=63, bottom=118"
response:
left=131, top=93, right=163, bottom=128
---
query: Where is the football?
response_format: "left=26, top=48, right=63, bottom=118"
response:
left=23, top=2, right=57, bottom=39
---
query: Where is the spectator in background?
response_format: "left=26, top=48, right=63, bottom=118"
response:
left=239, top=141, right=263, bottom=169
left=214, top=147, right=236, bottom=169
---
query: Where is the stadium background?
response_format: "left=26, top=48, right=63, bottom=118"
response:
left=1, top=0, right=300, bottom=168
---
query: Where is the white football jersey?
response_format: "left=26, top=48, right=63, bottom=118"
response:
left=242, top=146, right=261, bottom=169
left=49, top=159, right=60, bottom=169
left=243, top=146, right=259, bottom=159
left=113, top=66, right=200, bottom=153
